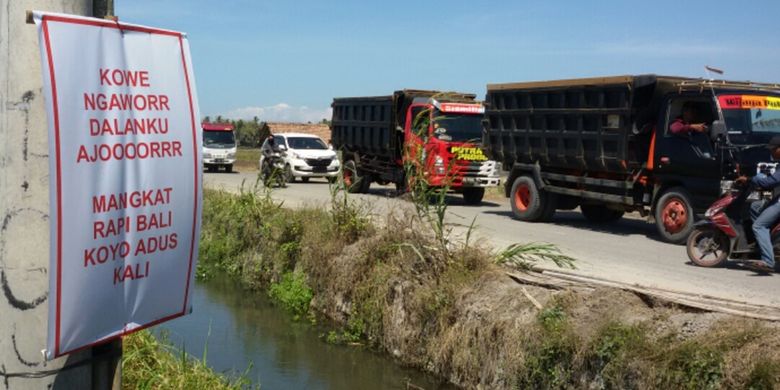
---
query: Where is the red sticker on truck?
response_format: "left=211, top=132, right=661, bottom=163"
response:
left=438, top=103, right=485, bottom=114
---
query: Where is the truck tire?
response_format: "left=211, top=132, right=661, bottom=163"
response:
left=359, top=176, right=372, bottom=193
left=581, top=204, right=624, bottom=223
left=395, top=180, right=407, bottom=194
left=343, top=160, right=366, bottom=193
left=462, top=188, right=485, bottom=205
left=539, top=193, right=558, bottom=222
left=510, top=176, right=549, bottom=222
left=655, top=187, right=695, bottom=244
left=225, top=164, right=233, bottom=173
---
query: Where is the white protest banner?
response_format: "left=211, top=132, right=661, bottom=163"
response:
left=33, top=11, right=202, bottom=359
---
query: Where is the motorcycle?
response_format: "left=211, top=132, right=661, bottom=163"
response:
left=261, top=147, right=287, bottom=188
left=686, top=163, right=780, bottom=271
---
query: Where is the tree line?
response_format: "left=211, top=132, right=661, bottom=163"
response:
left=203, top=116, right=333, bottom=148
left=203, top=116, right=270, bottom=148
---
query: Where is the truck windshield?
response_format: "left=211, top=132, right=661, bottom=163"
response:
left=287, top=137, right=328, bottom=150
left=432, top=113, right=483, bottom=143
left=719, top=95, right=780, bottom=134
left=203, top=131, right=235, bottom=148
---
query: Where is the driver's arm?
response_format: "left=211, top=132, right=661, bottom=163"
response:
left=752, top=169, right=780, bottom=188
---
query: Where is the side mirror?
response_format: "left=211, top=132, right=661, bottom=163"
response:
left=710, top=120, right=727, bottom=141
left=277, top=144, right=287, bottom=151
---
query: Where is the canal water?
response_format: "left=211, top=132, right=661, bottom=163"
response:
left=158, top=276, right=454, bottom=389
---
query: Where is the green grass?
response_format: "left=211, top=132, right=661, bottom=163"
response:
left=234, top=147, right=261, bottom=170
left=122, top=330, right=252, bottom=389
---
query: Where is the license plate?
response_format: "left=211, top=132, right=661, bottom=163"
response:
left=313, top=167, right=327, bottom=173
left=214, top=158, right=225, bottom=163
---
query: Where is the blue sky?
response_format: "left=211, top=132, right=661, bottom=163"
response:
left=118, top=1, right=780, bottom=123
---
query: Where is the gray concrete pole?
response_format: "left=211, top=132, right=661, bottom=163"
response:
left=0, top=1, right=112, bottom=389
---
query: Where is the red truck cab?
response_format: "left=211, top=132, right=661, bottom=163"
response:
left=404, top=99, right=499, bottom=195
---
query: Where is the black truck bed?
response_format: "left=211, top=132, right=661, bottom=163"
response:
left=332, top=90, right=479, bottom=160
left=484, top=75, right=691, bottom=175
left=331, top=95, right=396, bottom=158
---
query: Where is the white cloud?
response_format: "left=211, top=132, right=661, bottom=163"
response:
left=223, top=103, right=332, bottom=123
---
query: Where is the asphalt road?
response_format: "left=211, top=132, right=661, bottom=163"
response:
left=204, top=169, right=780, bottom=308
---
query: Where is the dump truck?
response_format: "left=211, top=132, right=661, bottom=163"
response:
left=484, top=75, right=780, bottom=243
left=331, top=90, right=500, bottom=204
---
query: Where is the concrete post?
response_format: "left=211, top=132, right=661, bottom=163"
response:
left=0, top=1, right=112, bottom=388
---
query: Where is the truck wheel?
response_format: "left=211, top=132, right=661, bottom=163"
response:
left=655, top=187, right=695, bottom=244
left=539, top=193, right=558, bottom=222
left=359, top=174, right=372, bottom=193
left=301, top=177, right=310, bottom=183
left=462, top=188, right=485, bottom=205
left=225, top=164, right=233, bottom=173
left=395, top=180, right=407, bottom=194
left=343, top=160, right=365, bottom=193
left=510, top=176, right=548, bottom=222
left=581, top=204, right=624, bottom=223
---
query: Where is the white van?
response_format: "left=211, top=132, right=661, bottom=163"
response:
left=259, top=133, right=340, bottom=183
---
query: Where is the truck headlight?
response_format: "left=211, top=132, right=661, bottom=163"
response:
left=227, top=152, right=236, bottom=159
left=203, top=152, right=212, bottom=159
left=434, top=156, right=445, bottom=174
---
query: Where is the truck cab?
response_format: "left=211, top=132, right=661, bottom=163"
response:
left=202, top=122, right=237, bottom=173
left=404, top=98, right=500, bottom=202
left=649, top=89, right=780, bottom=242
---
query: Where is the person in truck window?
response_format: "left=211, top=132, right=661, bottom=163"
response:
left=736, top=136, right=780, bottom=273
left=669, top=102, right=708, bottom=135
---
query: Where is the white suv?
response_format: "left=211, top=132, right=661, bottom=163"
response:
left=259, top=133, right=340, bottom=183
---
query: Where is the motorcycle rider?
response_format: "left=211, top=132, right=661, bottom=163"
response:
left=736, top=136, right=780, bottom=273
left=261, top=135, right=284, bottom=186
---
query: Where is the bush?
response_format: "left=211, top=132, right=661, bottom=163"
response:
left=268, top=272, right=313, bottom=321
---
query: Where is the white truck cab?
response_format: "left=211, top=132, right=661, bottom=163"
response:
left=202, top=122, right=237, bottom=173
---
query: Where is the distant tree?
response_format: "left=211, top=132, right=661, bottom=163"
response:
left=203, top=116, right=211, bottom=123
left=231, top=119, right=271, bottom=148
left=216, top=115, right=224, bottom=123
left=253, top=116, right=259, bottom=124
left=320, top=118, right=331, bottom=125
